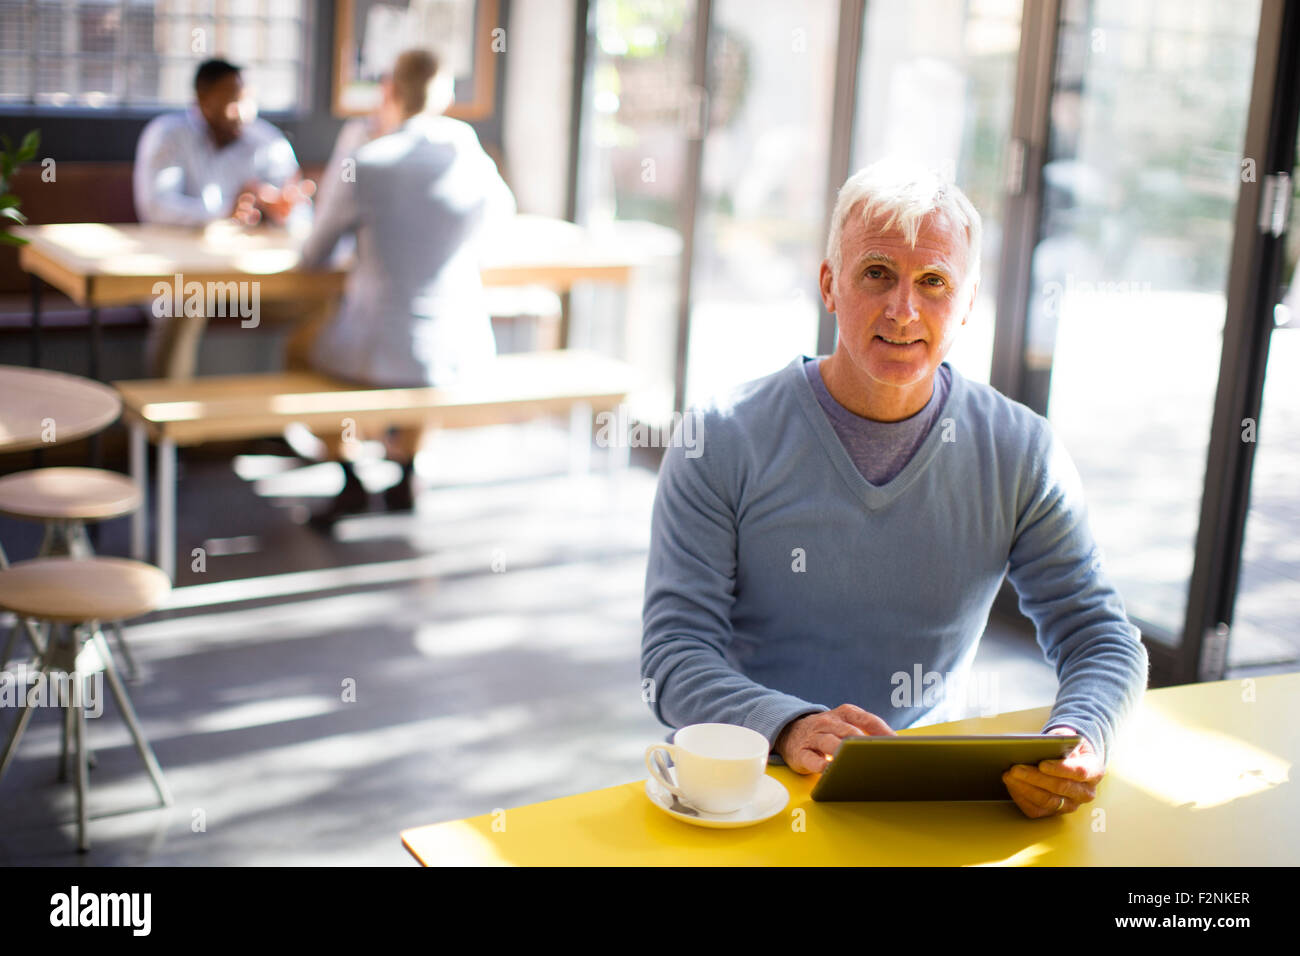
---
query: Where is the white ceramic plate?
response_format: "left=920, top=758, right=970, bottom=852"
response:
left=644, top=770, right=789, bottom=829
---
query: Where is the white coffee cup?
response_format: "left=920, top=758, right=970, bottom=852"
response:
left=644, top=723, right=769, bottom=814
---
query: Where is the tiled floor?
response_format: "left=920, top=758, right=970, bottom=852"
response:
left=0, top=422, right=1176, bottom=865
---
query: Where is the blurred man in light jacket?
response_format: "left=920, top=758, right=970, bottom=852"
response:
left=297, top=48, right=517, bottom=525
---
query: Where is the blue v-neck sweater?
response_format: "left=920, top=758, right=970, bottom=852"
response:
left=641, top=356, right=1149, bottom=764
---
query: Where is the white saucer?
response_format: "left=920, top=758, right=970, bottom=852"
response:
left=644, top=771, right=789, bottom=828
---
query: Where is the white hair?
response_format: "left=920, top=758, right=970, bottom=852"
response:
left=826, top=159, right=982, bottom=286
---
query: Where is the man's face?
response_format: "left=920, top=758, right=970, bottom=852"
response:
left=819, top=204, right=978, bottom=395
left=197, top=73, right=246, bottom=146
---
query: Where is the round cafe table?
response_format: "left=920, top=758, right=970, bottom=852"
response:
left=0, top=365, right=121, bottom=455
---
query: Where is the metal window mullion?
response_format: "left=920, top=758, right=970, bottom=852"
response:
left=26, top=0, right=35, bottom=104
left=563, top=0, right=589, bottom=224
left=670, top=0, right=712, bottom=415
left=986, top=0, right=1071, bottom=635
left=117, top=0, right=127, bottom=105
left=816, top=0, right=865, bottom=357
left=988, top=0, right=1060, bottom=407
left=1175, top=0, right=1298, bottom=686
left=61, top=0, right=76, bottom=101
left=296, top=1, right=312, bottom=114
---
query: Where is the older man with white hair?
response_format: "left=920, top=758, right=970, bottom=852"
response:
left=641, top=160, right=1148, bottom=818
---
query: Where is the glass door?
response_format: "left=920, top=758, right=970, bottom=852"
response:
left=682, top=0, right=839, bottom=406
left=1023, top=0, right=1262, bottom=644
left=1228, top=132, right=1300, bottom=672
left=571, top=0, right=699, bottom=425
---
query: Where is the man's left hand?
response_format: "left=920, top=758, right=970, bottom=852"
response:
left=232, top=176, right=315, bottom=227
left=1001, top=726, right=1104, bottom=819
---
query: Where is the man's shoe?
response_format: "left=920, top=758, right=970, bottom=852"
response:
left=309, top=463, right=370, bottom=531
left=382, top=463, right=418, bottom=513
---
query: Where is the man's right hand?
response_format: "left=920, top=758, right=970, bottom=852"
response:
left=775, top=704, right=897, bottom=773
left=231, top=177, right=315, bottom=226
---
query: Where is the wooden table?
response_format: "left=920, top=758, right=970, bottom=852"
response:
left=0, top=365, right=121, bottom=455
left=12, top=215, right=644, bottom=306
left=401, top=672, right=1299, bottom=866
left=11, top=215, right=652, bottom=378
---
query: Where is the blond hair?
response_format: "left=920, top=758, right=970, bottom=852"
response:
left=390, top=48, right=444, bottom=116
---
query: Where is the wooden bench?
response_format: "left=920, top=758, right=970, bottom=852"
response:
left=114, top=349, right=642, bottom=579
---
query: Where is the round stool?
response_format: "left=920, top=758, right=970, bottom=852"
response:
left=0, top=557, right=172, bottom=853
left=0, top=467, right=142, bottom=527
left=0, top=468, right=144, bottom=677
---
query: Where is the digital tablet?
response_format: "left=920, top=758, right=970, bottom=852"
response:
left=809, top=734, right=1083, bottom=801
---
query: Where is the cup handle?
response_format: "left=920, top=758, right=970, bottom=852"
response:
left=644, top=744, right=685, bottom=800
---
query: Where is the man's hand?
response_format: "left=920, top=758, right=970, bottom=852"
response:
left=1002, top=726, right=1104, bottom=818
left=231, top=176, right=316, bottom=226
left=775, top=704, right=897, bottom=773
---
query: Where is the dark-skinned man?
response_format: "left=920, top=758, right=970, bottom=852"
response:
left=132, top=58, right=313, bottom=377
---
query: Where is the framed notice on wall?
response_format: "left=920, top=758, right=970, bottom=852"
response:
left=333, top=0, right=499, bottom=121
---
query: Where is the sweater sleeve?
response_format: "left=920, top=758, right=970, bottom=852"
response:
left=641, top=413, right=829, bottom=750
left=1006, top=418, right=1149, bottom=766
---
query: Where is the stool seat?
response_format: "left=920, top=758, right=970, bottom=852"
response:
left=0, top=468, right=142, bottom=521
left=0, top=557, right=170, bottom=622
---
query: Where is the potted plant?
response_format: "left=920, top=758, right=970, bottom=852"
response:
left=0, top=129, right=41, bottom=246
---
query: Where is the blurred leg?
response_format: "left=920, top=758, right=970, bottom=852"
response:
left=146, top=314, right=210, bottom=380
left=381, top=425, right=435, bottom=513
left=284, top=300, right=335, bottom=373
left=384, top=425, right=433, bottom=464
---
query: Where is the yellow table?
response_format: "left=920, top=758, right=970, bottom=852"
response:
left=401, top=672, right=1298, bottom=866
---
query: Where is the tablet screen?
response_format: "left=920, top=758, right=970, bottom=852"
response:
left=809, top=734, right=1082, bottom=801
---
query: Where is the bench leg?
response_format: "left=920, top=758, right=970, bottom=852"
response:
left=569, top=401, right=593, bottom=476
left=130, top=423, right=148, bottom=562
left=157, top=438, right=176, bottom=581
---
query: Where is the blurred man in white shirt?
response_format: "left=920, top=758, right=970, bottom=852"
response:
left=134, top=58, right=310, bottom=228
left=133, top=58, right=315, bottom=377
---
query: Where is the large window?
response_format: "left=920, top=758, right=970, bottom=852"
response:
left=571, top=0, right=1298, bottom=680
left=683, top=0, right=838, bottom=405
left=851, top=0, right=1022, bottom=385
left=572, top=0, right=695, bottom=424
left=1031, top=0, right=1260, bottom=638
left=0, top=0, right=311, bottom=111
